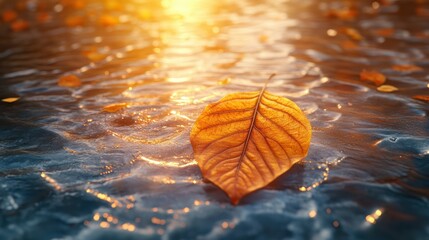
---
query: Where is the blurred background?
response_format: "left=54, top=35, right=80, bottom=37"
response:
left=0, top=0, right=428, bottom=239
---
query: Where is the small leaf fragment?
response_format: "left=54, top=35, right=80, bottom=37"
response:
left=190, top=85, right=312, bottom=204
left=392, top=64, right=423, bottom=72
left=58, top=74, right=82, bottom=87
left=2, top=97, right=20, bottom=103
left=103, top=103, right=128, bottom=113
left=360, top=70, right=386, bottom=86
left=413, top=95, right=429, bottom=102
left=377, top=85, right=398, bottom=92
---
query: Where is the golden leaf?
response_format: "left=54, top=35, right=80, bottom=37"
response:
left=2, top=97, right=20, bottom=103
left=190, top=75, right=312, bottom=204
left=103, top=103, right=128, bottom=113
left=58, top=74, right=82, bottom=88
left=360, top=70, right=386, bottom=86
left=377, top=85, right=398, bottom=92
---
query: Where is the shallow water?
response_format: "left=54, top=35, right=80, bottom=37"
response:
left=0, top=0, right=428, bottom=239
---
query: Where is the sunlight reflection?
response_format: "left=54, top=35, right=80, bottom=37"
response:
left=162, top=0, right=210, bottom=19
left=138, top=155, right=197, bottom=168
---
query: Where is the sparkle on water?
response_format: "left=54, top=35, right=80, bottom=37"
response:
left=0, top=0, right=428, bottom=240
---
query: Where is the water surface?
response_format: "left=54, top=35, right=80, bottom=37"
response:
left=0, top=0, right=428, bottom=239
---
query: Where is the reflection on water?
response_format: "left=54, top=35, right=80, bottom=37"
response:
left=0, top=0, right=428, bottom=239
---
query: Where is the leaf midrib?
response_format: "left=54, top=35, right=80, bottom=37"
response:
left=233, top=84, right=268, bottom=195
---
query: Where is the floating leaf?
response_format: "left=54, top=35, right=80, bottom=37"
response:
left=58, top=74, right=82, bottom=87
left=413, top=95, right=429, bottom=102
left=392, top=64, right=423, bottom=72
left=10, top=19, right=29, bottom=32
left=377, top=85, right=398, bottom=92
left=190, top=75, right=312, bottom=204
left=2, top=97, right=20, bottom=103
left=103, top=103, right=128, bottom=113
left=360, top=70, right=386, bottom=86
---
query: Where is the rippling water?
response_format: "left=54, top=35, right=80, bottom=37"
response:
left=1, top=0, right=428, bottom=239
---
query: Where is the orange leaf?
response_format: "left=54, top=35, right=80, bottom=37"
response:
left=190, top=76, right=312, bottom=204
left=58, top=74, right=82, bottom=87
left=360, top=70, right=386, bottom=86
left=413, top=95, right=429, bottom=102
left=392, top=64, right=423, bottom=72
left=103, top=103, right=128, bottom=113
left=2, top=97, right=20, bottom=103
left=377, top=85, right=398, bottom=92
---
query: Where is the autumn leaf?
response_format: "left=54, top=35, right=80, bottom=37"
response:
left=58, top=74, right=82, bottom=87
left=392, top=64, right=423, bottom=72
left=360, top=70, right=386, bottom=86
left=190, top=75, right=312, bottom=204
left=377, top=85, right=398, bottom=93
left=413, top=95, right=429, bottom=102
left=103, top=103, right=128, bottom=113
left=2, top=97, right=20, bottom=103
